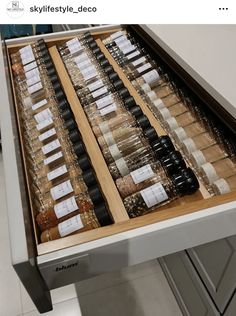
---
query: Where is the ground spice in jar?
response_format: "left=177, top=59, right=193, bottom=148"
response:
left=36, top=195, right=94, bottom=231
left=40, top=209, right=100, bottom=242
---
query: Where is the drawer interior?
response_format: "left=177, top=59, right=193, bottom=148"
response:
left=6, top=27, right=236, bottom=256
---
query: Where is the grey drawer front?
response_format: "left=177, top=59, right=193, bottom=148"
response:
left=187, top=236, right=236, bottom=312
left=225, top=292, right=236, bottom=316
left=160, top=252, right=219, bottom=316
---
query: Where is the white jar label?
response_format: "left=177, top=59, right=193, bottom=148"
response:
left=50, top=180, right=73, bottom=201
left=159, top=108, right=171, bottom=120
left=173, top=127, right=187, bottom=142
left=66, top=37, right=80, bottom=47
left=141, top=83, right=151, bottom=93
left=20, top=45, right=33, bottom=55
left=28, top=82, right=43, bottom=94
left=110, top=30, right=125, bottom=40
left=38, top=128, right=56, bottom=142
left=191, top=150, right=206, bottom=168
left=166, top=117, right=179, bottom=131
left=32, top=99, right=47, bottom=111
left=42, top=139, right=61, bottom=155
left=183, top=138, right=197, bottom=155
left=21, top=51, right=35, bottom=65
left=92, top=86, right=108, bottom=99
left=76, top=59, right=92, bottom=71
left=142, top=69, right=160, bottom=85
left=131, top=56, right=146, bottom=67
left=99, top=122, right=110, bottom=135
left=201, top=163, right=219, bottom=184
left=127, top=50, right=140, bottom=60
left=100, top=103, right=117, bottom=116
left=58, top=214, right=84, bottom=237
left=121, top=45, right=136, bottom=55
left=26, top=74, right=41, bottom=87
left=103, top=131, right=116, bottom=147
left=117, top=39, right=131, bottom=49
left=96, top=95, right=113, bottom=109
left=24, top=61, right=37, bottom=72
left=115, top=157, right=130, bottom=177
left=137, top=63, right=152, bottom=74
left=147, top=91, right=157, bottom=102
left=47, top=164, right=68, bottom=181
left=131, top=164, right=155, bottom=184
left=114, top=35, right=127, bottom=44
left=44, top=151, right=63, bottom=165
left=140, top=183, right=168, bottom=208
left=81, top=66, right=98, bottom=81
left=109, top=144, right=122, bottom=161
left=74, top=52, right=89, bottom=64
left=88, top=79, right=104, bottom=92
left=54, top=196, right=79, bottom=219
left=213, top=179, right=231, bottom=195
left=152, top=98, right=165, bottom=110
left=25, top=67, right=39, bottom=80
left=36, top=118, right=53, bottom=131
left=68, top=43, right=83, bottom=55
left=34, top=108, right=53, bottom=124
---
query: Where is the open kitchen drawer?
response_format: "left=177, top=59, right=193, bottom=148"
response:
left=1, top=25, right=236, bottom=313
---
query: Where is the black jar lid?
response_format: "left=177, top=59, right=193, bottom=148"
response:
left=152, top=136, right=175, bottom=159
left=37, top=38, right=45, bottom=45
left=49, top=74, right=59, bottom=85
left=100, top=59, right=110, bottom=69
left=73, top=141, right=85, bottom=157
left=58, top=99, right=69, bottom=111
left=130, top=105, right=143, bottom=118
left=46, top=67, right=56, bottom=77
left=77, top=154, right=91, bottom=171
left=40, top=48, right=50, bottom=58
left=86, top=36, right=95, bottom=44
left=161, top=151, right=186, bottom=176
left=124, top=96, right=136, bottom=110
left=88, top=186, right=104, bottom=205
left=55, top=89, right=65, bottom=101
left=113, top=79, right=124, bottom=91
left=171, top=167, right=199, bottom=195
left=104, top=65, right=114, bottom=75
left=42, top=54, right=52, bottom=65
left=108, top=72, right=119, bottom=83
left=118, top=87, right=130, bottom=100
left=93, top=47, right=101, bottom=55
left=143, top=127, right=158, bottom=143
left=96, top=52, right=105, bottom=61
left=44, top=60, right=54, bottom=71
left=61, top=108, right=73, bottom=121
left=64, top=118, right=77, bottom=131
left=82, top=169, right=97, bottom=187
left=83, top=31, right=92, bottom=39
left=53, top=81, right=62, bottom=92
left=69, top=129, right=80, bottom=143
left=88, top=41, right=98, bottom=50
left=136, top=115, right=151, bottom=130
left=94, top=203, right=113, bottom=226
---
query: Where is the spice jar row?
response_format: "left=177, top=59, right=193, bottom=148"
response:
left=103, top=30, right=236, bottom=195
left=58, top=32, right=200, bottom=218
left=11, top=37, right=112, bottom=243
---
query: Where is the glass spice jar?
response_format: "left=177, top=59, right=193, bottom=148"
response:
left=116, top=151, right=186, bottom=198
left=123, top=168, right=199, bottom=218
left=211, top=173, right=236, bottom=195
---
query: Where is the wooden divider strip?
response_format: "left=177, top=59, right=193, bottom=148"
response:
left=49, top=45, right=129, bottom=223
left=96, top=39, right=210, bottom=199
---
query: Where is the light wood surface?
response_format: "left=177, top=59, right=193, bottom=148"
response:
left=49, top=46, right=129, bottom=224
left=37, top=191, right=236, bottom=255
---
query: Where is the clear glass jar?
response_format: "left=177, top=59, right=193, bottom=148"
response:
left=123, top=168, right=199, bottom=218
left=211, top=174, right=236, bottom=195
left=116, top=151, right=186, bottom=198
